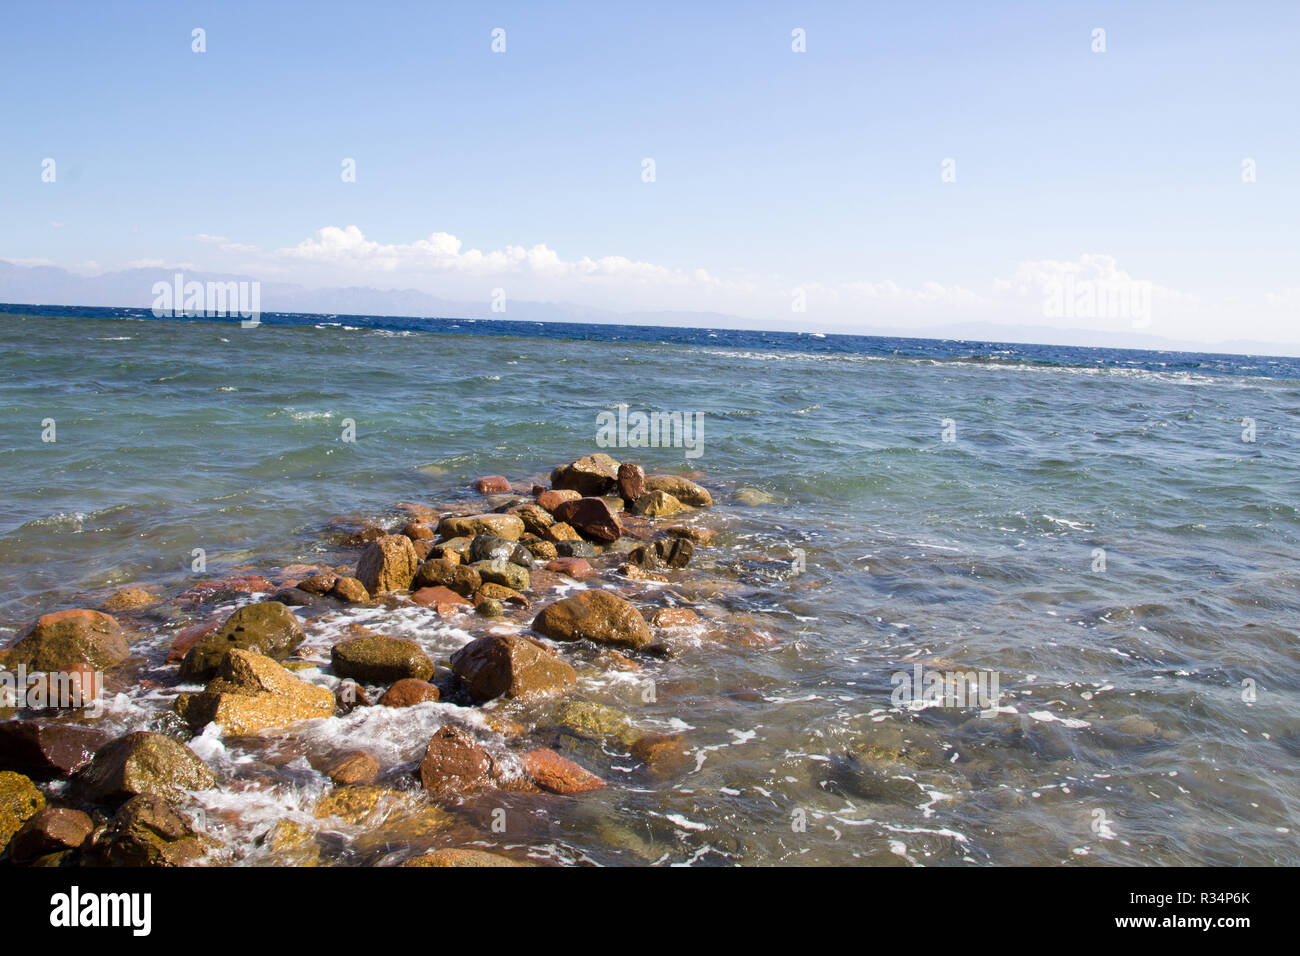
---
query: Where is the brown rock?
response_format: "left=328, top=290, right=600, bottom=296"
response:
left=616, top=462, right=646, bottom=505
left=175, top=648, right=335, bottom=735
left=644, top=474, right=712, bottom=507
left=101, top=587, right=159, bottom=612
left=417, top=725, right=494, bottom=798
left=525, top=539, right=558, bottom=561
left=73, top=731, right=215, bottom=805
left=531, top=590, right=653, bottom=650
left=94, top=794, right=214, bottom=866
left=544, top=521, right=582, bottom=543
left=178, top=601, right=306, bottom=682
left=0, top=721, right=108, bottom=780
left=6, top=609, right=129, bottom=672
left=0, top=771, right=45, bottom=847
left=513, top=503, right=555, bottom=536
left=545, top=557, right=595, bottom=579
left=436, top=514, right=525, bottom=541
left=402, top=521, right=435, bottom=541
left=450, top=633, right=577, bottom=703
left=324, top=750, right=380, bottom=786
left=552, top=497, right=621, bottom=543
left=411, top=586, right=471, bottom=610
left=402, top=848, right=527, bottom=867
left=665, top=525, right=715, bottom=546
left=551, top=454, right=620, bottom=496
left=617, top=563, right=667, bottom=583
left=8, top=807, right=93, bottom=862
left=355, top=534, right=420, bottom=595
left=296, top=572, right=338, bottom=595
left=331, top=576, right=371, bottom=603
left=335, top=680, right=371, bottom=712
left=475, top=475, right=511, bottom=494
left=412, top=539, right=436, bottom=561
left=649, top=607, right=701, bottom=628
left=412, top=558, right=481, bottom=597
left=379, top=678, right=441, bottom=708
left=536, top=489, right=581, bottom=513
left=631, top=537, right=694, bottom=570
left=331, top=635, right=434, bottom=683
left=474, top=582, right=530, bottom=607
left=631, top=489, right=686, bottom=518
left=178, top=575, right=275, bottom=603
left=521, top=748, right=606, bottom=794
left=630, top=733, right=693, bottom=775
left=166, top=620, right=219, bottom=664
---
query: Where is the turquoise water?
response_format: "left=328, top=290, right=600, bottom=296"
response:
left=1, top=311, right=1297, bottom=865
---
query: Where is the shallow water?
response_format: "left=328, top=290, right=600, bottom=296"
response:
left=1, top=310, right=1297, bottom=865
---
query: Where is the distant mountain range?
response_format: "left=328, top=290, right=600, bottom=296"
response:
left=2, top=259, right=1296, bottom=358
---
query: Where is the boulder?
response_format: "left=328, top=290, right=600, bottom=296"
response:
left=73, top=732, right=215, bottom=805
left=0, top=721, right=108, bottom=780
left=356, top=534, right=420, bottom=594
left=175, top=649, right=335, bottom=735
left=616, top=462, right=646, bottom=505
left=179, top=601, right=306, bottom=682
left=644, top=475, right=712, bottom=507
left=536, top=489, right=581, bottom=513
left=331, top=635, right=434, bottom=684
left=331, top=576, right=371, bottom=603
left=532, top=590, right=653, bottom=650
left=417, top=725, right=495, bottom=799
left=552, top=497, right=621, bottom=543
left=5, top=609, right=129, bottom=672
left=7, top=807, right=93, bottom=862
left=412, top=558, right=481, bottom=597
left=436, top=514, right=525, bottom=541
left=93, top=794, right=214, bottom=866
left=469, top=559, right=530, bottom=592
left=631, top=490, right=686, bottom=518
left=0, top=771, right=45, bottom=848
left=550, top=454, right=620, bottom=496
left=378, top=678, right=441, bottom=708
left=475, top=476, right=511, bottom=494
left=324, top=750, right=380, bottom=786
left=450, top=634, right=577, bottom=703
left=521, top=748, right=606, bottom=794
left=401, top=521, right=436, bottom=541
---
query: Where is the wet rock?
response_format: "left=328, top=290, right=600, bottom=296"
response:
left=545, top=521, right=582, bottom=543
left=514, top=504, right=554, bottom=536
left=0, top=771, right=45, bottom=848
left=450, top=633, right=577, bottom=703
left=525, top=539, right=558, bottom=561
left=437, top=513, right=525, bottom=541
left=417, top=725, right=495, bottom=799
left=297, top=572, right=339, bottom=596
left=5, top=609, right=130, bottom=672
left=412, top=558, right=481, bottom=597
left=93, top=794, right=214, bottom=866
left=412, top=540, right=436, bottom=561
left=313, top=784, right=398, bottom=826
left=402, top=848, right=526, bottom=867
left=179, top=575, right=275, bottom=603
left=644, top=475, right=712, bottom=507
left=631, top=490, right=686, bottom=518
left=411, top=586, right=472, bottom=612
left=401, top=521, right=436, bottom=541
left=324, top=750, right=380, bottom=786
left=175, top=649, right=335, bottom=735
left=616, top=462, right=646, bottom=507
left=73, top=732, right=215, bottom=805
left=469, top=535, right=534, bottom=568
left=356, top=533, right=421, bottom=595
left=101, top=587, right=159, bottom=612
left=475, top=599, right=504, bottom=618
left=331, top=576, right=371, bottom=603
left=166, top=620, right=219, bottom=664
left=379, top=678, right=441, bottom=708
left=430, top=536, right=473, bottom=561
left=179, top=601, right=306, bottom=682
left=270, top=586, right=318, bottom=607
left=335, top=680, right=371, bottom=713
left=474, top=584, right=527, bottom=608
left=263, top=818, right=320, bottom=866
left=649, top=607, right=701, bottom=628
left=352, top=805, right=455, bottom=858
left=7, top=807, right=93, bottom=862
left=553, top=497, right=621, bottom=543
left=21, top=663, right=102, bottom=711
left=470, top=559, right=531, bottom=592
left=537, top=489, right=581, bottom=513
left=0, top=721, right=108, bottom=780
left=630, top=733, right=692, bottom=775
left=475, top=476, right=512, bottom=494
left=555, top=539, right=597, bottom=558
left=551, top=699, right=637, bottom=747
left=734, top=487, right=777, bottom=506
left=665, top=525, right=715, bottom=546
left=331, top=634, right=434, bottom=684
left=341, top=525, right=386, bottom=548
left=617, top=563, right=667, bottom=583
left=521, top=748, right=606, bottom=794
left=546, top=557, right=595, bottom=579
left=631, top=537, right=694, bottom=570
left=551, top=454, right=620, bottom=497
left=532, top=590, right=653, bottom=650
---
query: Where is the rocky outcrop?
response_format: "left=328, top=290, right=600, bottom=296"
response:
left=417, top=725, right=494, bottom=799
left=450, top=634, right=576, bottom=703
left=331, top=634, right=434, bottom=684
left=532, top=590, right=653, bottom=650
left=436, top=514, right=525, bottom=541
left=5, top=609, right=129, bottom=672
left=178, top=601, right=306, bottom=682
left=175, top=649, right=335, bottom=734
left=552, top=497, right=621, bottom=543
left=73, top=732, right=215, bottom=805
left=355, top=534, right=421, bottom=594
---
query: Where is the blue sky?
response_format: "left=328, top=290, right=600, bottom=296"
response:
left=2, top=1, right=1298, bottom=345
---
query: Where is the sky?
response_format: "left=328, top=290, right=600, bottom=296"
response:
left=2, top=0, right=1298, bottom=347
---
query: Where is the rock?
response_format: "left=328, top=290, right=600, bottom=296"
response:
left=734, top=487, right=777, bottom=506
left=616, top=462, right=646, bottom=506
left=0, top=721, right=108, bottom=779
left=469, top=535, right=533, bottom=568
left=356, top=534, right=421, bottom=594
left=412, top=540, right=436, bottom=561
left=0, top=771, right=45, bottom=848
left=411, top=586, right=472, bottom=611
left=555, top=539, right=597, bottom=558
left=665, top=525, right=715, bottom=546
left=521, top=748, right=606, bottom=794
left=412, top=558, right=481, bottom=597
left=331, top=576, right=371, bottom=603
left=551, top=699, right=637, bottom=746
left=475, top=476, right=511, bottom=494
left=630, top=733, right=692, bottom=775
left=644, top=475, right=712, bottom=507
left=470, top=559, right=530, bottom=592
left=631, top=537, right=694, bottom=570
left=546, top=557, right=595, bottom=579
left=436, top=514, right=525, bottom=541
left=450, top=634, right=577, bottom=703
left=94, top=794, right=213, bottom=866
left=341, top=525, right=386, bottom=548
left=296, top=572, right=339, bottom=595
left=175, top=649, right=335, bottom=734
left=179, top=575, right=274, bottom=603
left=401, top=521, right=435, bottom=541
left=536, top=489, right=581, bottom=513
left=378, top=678, right=441, bottom=708
left=514, top=504, right=554, bottom=536
left=179, top=601, right=306, bottom=682
left=551, top=454, right=620, bottom=496
left=7, top=807, right=93, bottom=862
left=335, top=680, right=371, bottom=712
left=532, top=590, right=653, bottom=650
left=331, top=635, right=434, bottom=684
left=631, top=490, right=686, bottom=518
left=526, top=539, right=558, bottom=561
left=552, top=497, right=621, bottom=543
left=475, top=599, right=504, bottom=618
left=324, top=750, right=380, bottom=786
left=649, top=607, right=701, bottom=628
left=417, top=725, right=495, bottom=798
left=5, top=609, right=129, bottom=672
left=352, top=805, right=455, bottom=857
left=263, top=818, right=320, bottom=866
left=395, top=503, right=438, bottom=523
left=617, top=563, right=667, bottom=583
left=270, top=586, right=318, bottom=607
left=430, top=536, right=473, bottom=561
left=402, top=848, right=526, bottom=867
left=313, top=785, right=398, bottom=826
left=73, top=732, right=215, bottom=805
left=545, top=522, right=582, bottom=543
left=101, top=587, right=159, bottom=612
left=166, top=620, right=219, bottom=664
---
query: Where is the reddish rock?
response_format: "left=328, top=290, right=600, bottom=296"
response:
left=450, top=633, right=577, bottom=703
left=545, top=557, right=595, bottom=579
left=0, top=721, right=108, bottom=780
left=402, top=521, right=435, bottom=541
left=8, top=807, right=94, bottom=862
left=552, top=498, right=621, bottom=543
left=532, top=590, right=653, bottom=650
left=536, top=489, right=581, bottom=514
left=521, top=748, right=606, bottom=794
left=412, top=539, right=436, bottom=561
left=379, top=678, right=441, bottom=708
left=530, top=484, right=548, bottom=496
left=475, top=476, right=512, bottom=494
left=167, top=621, right=219, bottom=664
left=324, top=750, right=380, bottom=786
left=179, top=575, right=275, bottom=603
left=616, top=462, right=646, bottom=506
left=649, top=607, right=701, bottom=628
left=411, top=586, right=471, bottom=610
left=417, top=726, right=494, bottom=798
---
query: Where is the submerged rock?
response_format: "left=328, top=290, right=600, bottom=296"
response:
left=532, top=590, right=653, bottom=650
left=402, top=847, right=527, bottom=867
left=175, top=648, right=335, bottom=735
left=450, top=633, right=576, bottom=703
left=521, top=748, right=606, bottom=794
left=356, top=533, right=421, bottom=594
left=551, top=699, right=637, bottom=747
left=74, top=731, right=215, bottom=805
left=331, top=634, right=435, bottom=684
left=6, top=609, right=130, bottom=672
left=101, top=587, right=159, bottom=612
left=179, top=601, right=306, bottom=683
